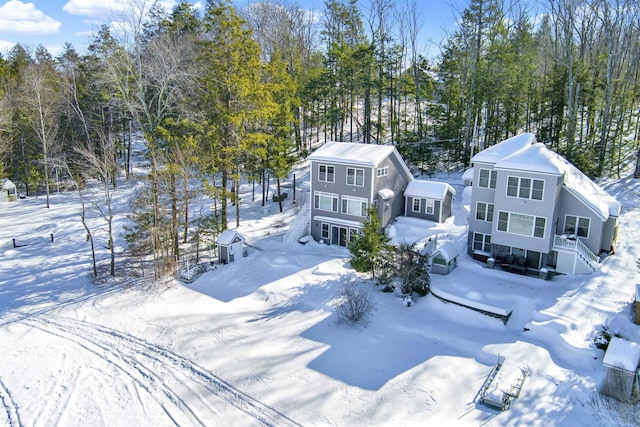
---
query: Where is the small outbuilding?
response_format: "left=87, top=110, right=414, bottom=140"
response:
left=0, top=179, right=17, bottom=202
left=216, top=230, right=245, bottom=264
left=462, top=168, right=474, bottom=187
left=430, top=242, right=459, bottom=275
left=404, top=180, right=456, bottom=223
left=602, top=337, right=640, bottom=402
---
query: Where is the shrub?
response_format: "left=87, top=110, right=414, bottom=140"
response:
left=334, top=282, right=376, bottom=325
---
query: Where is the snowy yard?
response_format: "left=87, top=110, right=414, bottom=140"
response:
left=1, top=166, right=639, bottom=426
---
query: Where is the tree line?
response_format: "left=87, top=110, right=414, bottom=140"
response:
left=0, top=0, right=638, bottom=278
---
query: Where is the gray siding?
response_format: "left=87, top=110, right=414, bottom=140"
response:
left=490, top=169, right=562, bottom=254
left=556, top=188, right=605, bottom=255
left=309, top=151, right=411, bottom=244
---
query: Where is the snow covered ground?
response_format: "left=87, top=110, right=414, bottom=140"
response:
left=1, top=163, right=640, bottom=426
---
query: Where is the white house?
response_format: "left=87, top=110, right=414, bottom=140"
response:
left=216, top=230, right=245, bottom=264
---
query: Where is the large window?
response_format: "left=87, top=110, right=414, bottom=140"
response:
left=479, top=169, right=497, bottom=189
left=412, top=198, right=421, bottom=212
left=473, top=232, right=492, bottom=252
left=425, top=199, right=435, bottom=214
left=342, top=195, right=368, bottom=216
left=318, top=165, right=335, bottom=183
left=565, top=215, right=590, bottom=238
left=507, top=176, right=544, bottom=200
left=476, top=201, right=494, bottom=222
left=497, top=211, right=546, bottom=238
left=347, top=167, right=365, bottom=186
left=314, top=191, right=338, bottom=212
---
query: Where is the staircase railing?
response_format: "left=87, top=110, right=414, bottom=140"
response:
left=553, top=235, right=599, bottom=272
left=282, top=202, right=310, bottom=245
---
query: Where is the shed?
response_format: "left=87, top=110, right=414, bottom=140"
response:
left=404, top=180, right=456, bottom=223
left=602, top=337, right=640, bottom=401
left=431, top=242, right=459, bottom=275
left=216, top=230, right=245, bottom=264
left=0, top=179, right=17, bottom=202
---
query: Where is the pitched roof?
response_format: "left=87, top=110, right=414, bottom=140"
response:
left=404, top=180, right=456, bottom=199
left=216, top=229, right=244, bottom=246
left=474, top=133, right=621, bottom=220
left=471, top=133, right=536, bottom=164
left=308, top=141, right=396, bottom=167
left=1, top=179, right=16, bottom=190
left=434, top=242, right=459, bottom=261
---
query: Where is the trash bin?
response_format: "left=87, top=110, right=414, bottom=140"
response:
left=487, top=257, right=496, bottom=269
left=539, top=268, right=549, bottom=280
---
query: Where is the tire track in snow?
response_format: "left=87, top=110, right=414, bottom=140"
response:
left=20, top=315, right=299, bottom=427
left=0, top=377, right=21, bottom=427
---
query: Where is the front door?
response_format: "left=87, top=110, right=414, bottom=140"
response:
left=331, top=226, right=348, bottom=246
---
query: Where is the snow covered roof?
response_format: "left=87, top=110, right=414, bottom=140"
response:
left=216, top=229, right=244, bottom=246
left=495, top=143, right=621, bottom=219
left=473, top=133, right=621, bottom=220
left=1, top=179, right=16, bottom=190
left=404, top=180, right=456, bottom=200
left=471, top=133, right=536, bottom=165
left=308, top=141, right=396, bottom=167
left=378, top=188, right=394, bottom=199
left=462, top=168, right=474, bottom=180
left=434, top=242, right=459, bottom=261
left=603, top=337, right=640, bottom=372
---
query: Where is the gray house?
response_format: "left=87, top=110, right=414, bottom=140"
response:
left=467, top=133, right=620, bottom=276
left=404, top=180, right=456, bottom=223
left=308, top=142, right=413, bottom=246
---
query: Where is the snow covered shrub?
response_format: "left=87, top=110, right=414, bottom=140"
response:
left=334, top=282, right=376, bottom=325
left=385, top=243, right=430, bottom=297
left=593, top=326, right=622, bottom=351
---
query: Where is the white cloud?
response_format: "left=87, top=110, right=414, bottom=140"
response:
left=0, top=0, right=61, bottom=34
left=0, top=40, right=17, bottom=56
left=63, top=0, right=177, bottom=18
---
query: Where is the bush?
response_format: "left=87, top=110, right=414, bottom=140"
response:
left=334, top=282, right=376, bottom=325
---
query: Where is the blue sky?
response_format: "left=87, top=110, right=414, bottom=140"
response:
left=0, top=0, right=454, bottom=59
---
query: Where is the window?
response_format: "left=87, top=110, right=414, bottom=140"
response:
left=473, top=232, right=492, bottom=252
left=475, top=202, right=494, bottom=222
left=565, top=215, right=590, bottom=238
left=425, top=199, right=434, bottom=215
left=534, top=217, right=546, bottom=238
left=321, top=223, right=330, bottom=240
left=497, top=211, right=546, bottom=238
left=507, top=176, right=544, bottom=200
left=479, top=169, right=497, bottom=189
left=349, top=228, right=360, bottom=242
left=342, top=195, right=368, bottom=217
left=318, top=165, right=334, bottom=183
left=314, top=191, right=338, bottom=212
left=531, top=180, right=544, bottom=200
left=412, top=198, right=421, bottom=212
left=377, top=167, right=389, bottom=177
left=347, top=168, right=364, bottom=186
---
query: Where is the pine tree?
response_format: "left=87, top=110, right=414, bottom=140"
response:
left=347, top=206, right=391, bottom=279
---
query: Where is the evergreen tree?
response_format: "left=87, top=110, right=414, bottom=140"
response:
left=347, top=206, right=391, bottom=279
